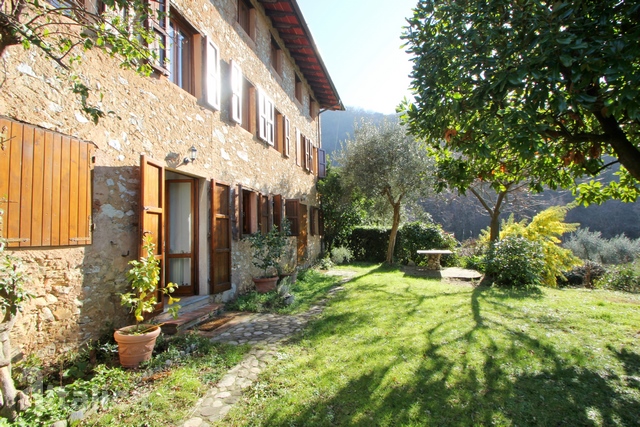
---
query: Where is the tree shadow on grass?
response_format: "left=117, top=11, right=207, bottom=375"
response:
left=243, top=271, right=640, bottom=427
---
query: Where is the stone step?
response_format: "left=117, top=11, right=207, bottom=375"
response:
left=159, top=302, right=225, bottom=335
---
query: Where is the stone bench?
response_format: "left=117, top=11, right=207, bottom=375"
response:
left=417, top=250, right=453, bottom=270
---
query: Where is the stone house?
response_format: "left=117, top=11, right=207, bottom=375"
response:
left=0, top=0, right=342, bottom=361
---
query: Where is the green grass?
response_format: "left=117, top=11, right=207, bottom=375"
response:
left=220, top=264, right=640, bottom=426
left=78, top=338, right=248, bottom=427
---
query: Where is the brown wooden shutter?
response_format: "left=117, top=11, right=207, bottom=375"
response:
left=0, top=118, right=94, bottom=247
left=318, top=148, right=327, bottom=178
left=211, top=179, right=232, bottom=294
left=310, top=207, right=316, bottom=236
left=285, top=199, right=299, bottom=236
left=237, top=184, right=243, bottom=240
left=140, top=155, right=165, bottom=314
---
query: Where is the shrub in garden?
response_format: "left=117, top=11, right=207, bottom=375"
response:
left=347, top=227, right=390, bottom=262
left=395, top=221, right=458, bottom=266
left=330, top=246, right=353, bottom=265
left=496, top=206, right=581, bottom=287
left=594, top=262, right=640, bottom=293
left=560, top=261, right=606, bottom=288
left=486, top=236, right=545, bottom=288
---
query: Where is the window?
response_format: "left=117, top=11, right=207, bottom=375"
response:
left=237, top=0, right=256, bottom=40
left=270, top=36, right=282, bottom=75
left=310, top=207, right=322, bottom=236
left=306, top=138, right=313, bottom=173
left=148, top=0, right=170, bottom=75
left=205, top=38, right=221, bottom=110
left=295, top=128, right=302, bottom=166
left=0, top=117, right=95, bottom=247
left=275, top=114, right=290, bottom=157
left=259, top=194, right=270, bottom=234
left=242, top=79, right=256, bottom=133
left=285, top=199, right=300, bottom=236
left=168, top=15, right=196, bottom=93
left=317, top=148, right=327, bottom=178
left=273, top=195, right=283, bottom=231
left=238, top=186, right=257, bottom=238
left=310, top=99, right=319, bottom=119
left=230, top=61, right=242, bottom=123
left=284, top=117, right=291, bottom=157
left=258, top=89, right=275, bottom=145
left=295, top=74, right=303, bottom=103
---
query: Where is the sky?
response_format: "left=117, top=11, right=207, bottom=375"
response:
left=296, top=0, right=417, bottom=115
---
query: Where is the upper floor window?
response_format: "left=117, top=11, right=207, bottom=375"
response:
left=168, top=15, right=196, bottom=93
left=237, top=0, right=256, bottom=40
left=295, top=74, right=303, bottom=103
left=270, top=36, right=282, bottom=76
left=258, top=89, right=275, bottom=146
left=205, top=38, right=221, bottom=110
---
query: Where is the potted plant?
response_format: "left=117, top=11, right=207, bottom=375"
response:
left=246, top=222, right=289, bottom=293
left=114, top=233, right=180, bottom=368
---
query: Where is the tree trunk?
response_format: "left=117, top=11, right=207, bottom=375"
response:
left=0, top=315, right=18, bottom=421
left=386, top=201, right=401, bottom=264
left=469, top=186, right=510, bottom=243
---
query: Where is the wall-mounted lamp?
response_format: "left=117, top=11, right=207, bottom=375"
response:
left=183, top=145, right=198, bottom=164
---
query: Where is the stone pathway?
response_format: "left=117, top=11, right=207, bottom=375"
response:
left=179, top=285, right=345, bottom=427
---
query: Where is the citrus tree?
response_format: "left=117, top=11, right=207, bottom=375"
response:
left=401, top=0, right=640, bottom=205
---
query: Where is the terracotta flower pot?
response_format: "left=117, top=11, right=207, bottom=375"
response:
left=252, top=276, right=278, bottom=293
left=113, top=324, right=161, bottom=368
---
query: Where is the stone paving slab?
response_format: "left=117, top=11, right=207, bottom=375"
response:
left=179, top=284, right=346, bottom=426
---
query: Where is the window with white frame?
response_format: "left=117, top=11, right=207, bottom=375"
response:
left=230, top=60, right=242, bottom=124
left=258, top=89, right=275, bottom=145
left=205, top=37, right=221, bottom=110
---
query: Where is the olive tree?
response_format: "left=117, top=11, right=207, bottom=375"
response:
left=336, top=120, right=435, bottom=264
left=401, top=0, right=640, bottom=205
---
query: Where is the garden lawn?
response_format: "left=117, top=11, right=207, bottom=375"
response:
left=221, top=264, right=640, bottom=426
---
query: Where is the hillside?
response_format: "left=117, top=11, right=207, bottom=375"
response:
left=320, top=108, right=640, bottom=240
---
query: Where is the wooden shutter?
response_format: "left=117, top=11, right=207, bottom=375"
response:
left=318, top=148, right=327, bottom=178
left=205, top=37, right=221, bottom=110
left=285, top=199, right=299, bottom=236
left=140, top=155, right=165, bottom=314
left=211, top=180, right=232, bottom=294
left=258, top=90, right=274, bottom=145
left=310, top=207, right=316, bottom=236
left=237, top=184, right=243, bottom=239
left=0, top=118, right=94, bottom=247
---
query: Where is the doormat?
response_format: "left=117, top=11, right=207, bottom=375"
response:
left=198, top=312, right=238, bottom=331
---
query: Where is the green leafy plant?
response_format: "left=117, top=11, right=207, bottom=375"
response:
left=119, top=233, right=180, bottom=333
left=246, top=223, right=289, bottom=278
left=330, top=246, right=353, bottom=265
left=395, top=220, right=458, bottom=266
left=486, top=236, right=546, bottom=288
left=594, top=262, right=640, bottom=293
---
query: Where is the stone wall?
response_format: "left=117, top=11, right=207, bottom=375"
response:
left=0, top=0, right=326, bottom=362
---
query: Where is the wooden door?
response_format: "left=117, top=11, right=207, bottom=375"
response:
left=166, top=179, right=196, bottom=296
left=211, top=180, right=232, bottom=294
left=139, top=155, right=165, bottom=314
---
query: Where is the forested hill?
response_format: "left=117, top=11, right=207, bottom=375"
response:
left=320, top=108, right=640, bottom=240
left=320, top=107, right=397, bottom=155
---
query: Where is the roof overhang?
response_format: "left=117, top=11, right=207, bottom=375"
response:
left=256, top=0, right=344, bottom=111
